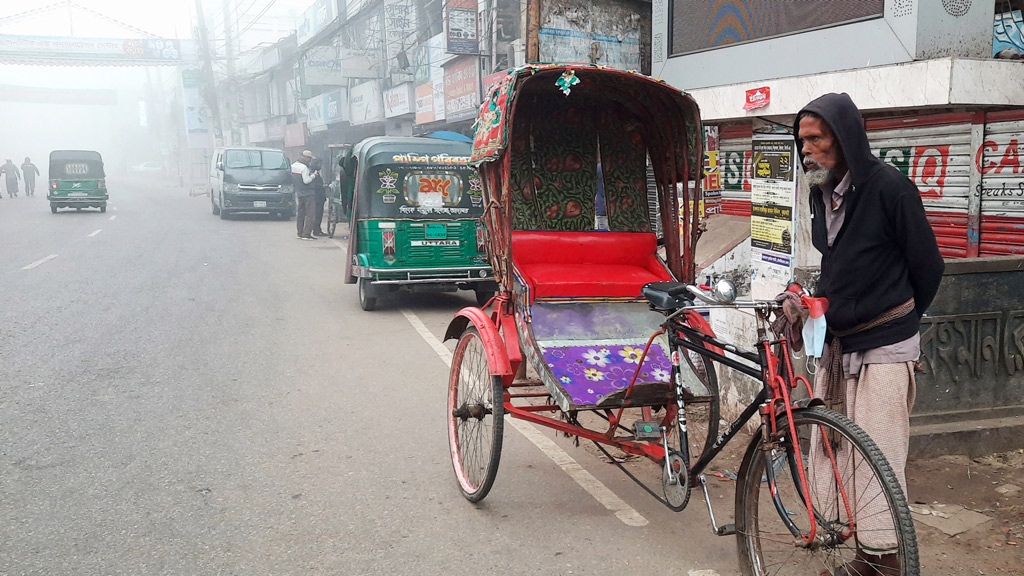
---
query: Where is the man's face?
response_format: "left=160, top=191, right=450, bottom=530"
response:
left=799, top=115, right=843, bottom=186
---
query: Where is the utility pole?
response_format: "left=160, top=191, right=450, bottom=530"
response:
left=194, top=0, right=223, bottom=147
left=222, top=0, right=236, bottom=145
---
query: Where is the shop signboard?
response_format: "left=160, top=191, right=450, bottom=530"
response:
left=383, top=0, right=417, bottom=77
left=306, top=94, right=327, bottom=133
left=415, top=82, right=435, bottom=124
left=266, top=116, right=287, bottom=141
left=247, top=121, right=267, bottom=143
left=446, top=0, right=479, bottom=55
left=350, top=80, right=383, bottom=125
left=443, top=56, right=479, bottom=123
left=325, top=88, right=348, bottom=124
left=384, top=82, right=414, bottom=118
left=302, top=45, right=345, bottom=86
left=296, top=0, right=338, bottom=46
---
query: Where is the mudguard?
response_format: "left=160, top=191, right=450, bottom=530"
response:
left=444, top=307, right=513, bottom=376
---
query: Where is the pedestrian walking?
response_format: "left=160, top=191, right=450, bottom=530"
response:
left=796, top=93, right=944, bottom=576
left=1, top=159, right=21, bottom=198
left=290, top=150, right=318, bottom=240
left=21, top=157, right=40, bottom=197
left=310, top=157, right=327, bottom=236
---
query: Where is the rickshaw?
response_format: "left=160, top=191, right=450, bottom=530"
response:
left=343, top=136, right=498, bottom=311
left=325, top=143, right=353, bottom=238
left=444, top=64, right=918, bottom=575
left=48, top=150, right=107, bottom=213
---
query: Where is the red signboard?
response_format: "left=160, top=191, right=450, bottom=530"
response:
left=744, top=86, right=770, bottom=110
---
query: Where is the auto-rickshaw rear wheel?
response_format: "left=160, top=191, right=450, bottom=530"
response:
left=358, top=277, right=377, bottom=311
left=100, top=205, right=106, bottom=213
left=327, top=202, right=338, bottom=238
left=50, top=204, right=57, bottom=214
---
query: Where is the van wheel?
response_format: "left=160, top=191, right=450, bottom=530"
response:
left=358, top=278, right=377, bottom=311
left=219, top=195, right=229, bottom=220
left=211, top=195, right=220, bottom=215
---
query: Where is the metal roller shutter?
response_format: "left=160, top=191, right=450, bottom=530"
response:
left=866, top=114, right=974, bottom=258
left=718, top=123, right=753, bottom=216
left=978, top=111, right=1024, bottom=256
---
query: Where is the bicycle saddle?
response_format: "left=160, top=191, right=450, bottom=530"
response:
left=641, top=281, right=692, bottom=310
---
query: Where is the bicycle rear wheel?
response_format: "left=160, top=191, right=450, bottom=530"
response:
left=735, top=407, right=918, bottom=576
left=447, top=327, right=504, bottom=502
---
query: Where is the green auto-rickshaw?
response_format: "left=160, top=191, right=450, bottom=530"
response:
left=343, top=136, right=497, bottom=311
left=48, top=150, right=108, bottom=213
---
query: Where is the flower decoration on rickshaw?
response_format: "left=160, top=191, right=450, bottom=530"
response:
left=556, top=70, right=580, bottom=96
left=377, top=168, right=399, bottom=192
left=468, top=174, right=482, bottom=195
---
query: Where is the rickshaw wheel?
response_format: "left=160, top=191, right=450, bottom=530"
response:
left=448, top=327, right=504, bottom=502
left=358, top=277, right=377, bottom=311
left=327, top=203, right=338, bottom=238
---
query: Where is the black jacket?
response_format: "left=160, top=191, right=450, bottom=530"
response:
left=795, top=93, right=945, bottom=352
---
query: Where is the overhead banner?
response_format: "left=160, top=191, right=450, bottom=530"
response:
left=0, top=35, right=196, bottom=65
left=446, top=0, right=479, bottom=54
left=749, top=134, right=797, bottom=299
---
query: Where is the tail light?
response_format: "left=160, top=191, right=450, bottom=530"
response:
left=98, top=179, right=106, bottom=189
left=50, top=180, right=57, bottom=190
left=476, top=223, right=486, bottom=255
left=382, top=230, right=396, bottom=262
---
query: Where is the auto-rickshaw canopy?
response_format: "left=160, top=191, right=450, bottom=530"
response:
left=470, top=64, right=704, bottom=284
left=49, top=150, right=105, bottom=180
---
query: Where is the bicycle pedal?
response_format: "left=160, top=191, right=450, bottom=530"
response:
left=633, top=421, right=662, bottom=440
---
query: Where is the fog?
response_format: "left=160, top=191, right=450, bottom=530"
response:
left=0, top=0, right=308, bottom=182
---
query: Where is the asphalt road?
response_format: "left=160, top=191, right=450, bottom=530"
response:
left=0, top=178, right=734, bottom=576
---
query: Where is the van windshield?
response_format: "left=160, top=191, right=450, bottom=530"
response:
left=225, top=150, right=287, bottom=170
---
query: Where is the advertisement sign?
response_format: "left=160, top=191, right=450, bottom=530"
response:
left=181, top=66, right=207, bottom=134
left=744, top=86, right=771, bottom=110
left=302, top=45, right=344, bottom=86
left=247, top=121, right=267, bottom=143
left=415, top=82, right=436, bottom=124
left=285, top=122, right=306, bottom=148
left=306, top=94, right=327, bottom=133
left=749, top=135, right=796, bottom=299
left=325, top=89, right=347, bottom=124
left=296, top=0, right=338, bottom=46
left=702, top=126, right=722, bottom=216
left=481, top=70, right=506, bottom=94
left=384, top=0, right=418, bottom=77
left=350, top=80, right=383, bottom=125
left=0, top=35, right=196, bottom=65
left=446, top=0, right=479, bottom=54
left=384, top=83, right=414, bottom=118
left=443, top=56, right=479, bottom=122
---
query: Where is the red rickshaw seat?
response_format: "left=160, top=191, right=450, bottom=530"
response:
left=511, top=231, right=672, bottom=300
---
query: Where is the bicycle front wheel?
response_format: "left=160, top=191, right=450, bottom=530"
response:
left=735, top=407, right=918, bottom=576
left=447, top=327, right=504, bottom=502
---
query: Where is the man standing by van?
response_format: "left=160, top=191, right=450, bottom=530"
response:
left=291, top=150, right=319, bottom=240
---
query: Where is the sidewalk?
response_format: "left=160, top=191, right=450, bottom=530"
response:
left=908, top=449, right=1024, bottom=574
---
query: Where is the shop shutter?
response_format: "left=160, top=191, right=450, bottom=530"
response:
left=866, top=114, right=974, bottom=258
left=978, top=112, right=1024, bottom=256
left=718, top=123, right=753, bottom=216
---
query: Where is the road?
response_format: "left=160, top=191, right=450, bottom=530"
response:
left=0, top=178, right=734, bottom=576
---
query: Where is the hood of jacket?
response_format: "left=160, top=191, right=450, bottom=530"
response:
left=794, top=93, right=882, bottom=187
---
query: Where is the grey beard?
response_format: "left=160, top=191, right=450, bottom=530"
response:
left=804, top=166, right=833, bottom=187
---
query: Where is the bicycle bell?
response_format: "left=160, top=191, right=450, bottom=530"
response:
left=711, top=279, right=737, bottom=303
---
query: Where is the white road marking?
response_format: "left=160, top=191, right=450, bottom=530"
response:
left=109, top=215, right=116, bottom=221
left=400, top=308, right=649, bottom=527
left=112, top=206, right=118, bottom=211
left=88, top=229, right=103, bottom=237
left=23, top=254, right=58, bottom=270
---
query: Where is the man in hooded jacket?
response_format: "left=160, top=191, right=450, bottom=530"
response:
left=795, top=93, right=944, bottom=576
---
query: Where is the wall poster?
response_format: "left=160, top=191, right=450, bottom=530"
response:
left=749, top=134, right=796, bottom=299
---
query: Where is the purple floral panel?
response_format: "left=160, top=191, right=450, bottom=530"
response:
left=541, top=342, right=672, bottom=406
